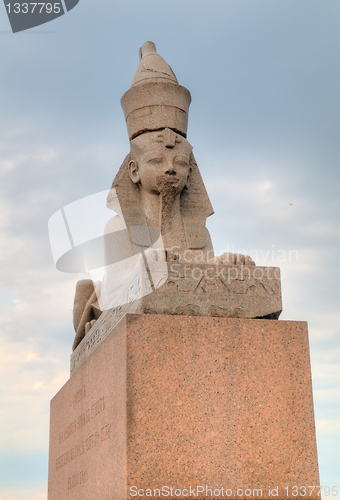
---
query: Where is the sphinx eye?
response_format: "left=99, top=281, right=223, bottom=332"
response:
left=147, top=157, right=163, bottom=164
left=174, top=158, right=189, bottom=167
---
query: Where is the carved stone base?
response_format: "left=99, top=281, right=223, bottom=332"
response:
left=49, top=314, right=319, bottom=500
left=134, top=263, right=282, bottom=319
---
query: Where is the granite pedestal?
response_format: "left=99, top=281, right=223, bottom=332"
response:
left=48, top=314, right=319, bottom=500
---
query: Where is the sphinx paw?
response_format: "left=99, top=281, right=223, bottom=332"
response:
left=211, top=252, right=256, bottom=266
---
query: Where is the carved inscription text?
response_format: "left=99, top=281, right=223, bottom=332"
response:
left=56, top=423, right=112, bottom=470
left=67, top=469, right=89, bottom=490
left=73, top=385, right=86, bottom=406
left=59, top=397, right=105, bottom=444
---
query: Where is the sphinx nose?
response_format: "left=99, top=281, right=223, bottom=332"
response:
left=165, top=163, right=176, bottom=175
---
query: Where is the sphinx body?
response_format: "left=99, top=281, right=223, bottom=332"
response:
left=72, top=131, right=216, bottom=350
left=72, top=42, right=254, bottom=351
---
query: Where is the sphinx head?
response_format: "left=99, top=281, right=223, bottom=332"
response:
left=109, top=42, right=214, bottom=249
left=128, top=128, right=192, bottom=197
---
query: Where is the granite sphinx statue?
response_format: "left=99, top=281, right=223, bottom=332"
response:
left=48, top=44, right=317, bottom=500
left=72, top=42, right=274, bottom=352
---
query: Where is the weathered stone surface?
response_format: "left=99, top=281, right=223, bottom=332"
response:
left=50, top=314, right=320, bottom=499
left=70, top=294, right=136, bottom=375
left=135, top=262, right=282, bottom=318
left=121, top=41, right=191, bottom=140
left=110, top=132, right=214, bottom=256
left=73, top=279, right=94, bottom=332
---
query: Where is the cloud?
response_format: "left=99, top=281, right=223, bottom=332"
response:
left=0, top=0, right=339, bottom=494
left=0, top=485, right=47, bottom=500
left=315, top=419, right=340, bottom=488
left=0, top=334, right=69, bottom=453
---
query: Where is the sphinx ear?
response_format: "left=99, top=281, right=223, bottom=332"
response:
left=185, top=168, right=191, bottom=189
left=185, top=165, right=192, bottom=189
left=128, top=160, right=140, bottom=184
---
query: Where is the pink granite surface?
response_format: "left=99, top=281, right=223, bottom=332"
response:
left=48, top=314, right=319, bottom=500
left=48, top=319, right=127, bottom=500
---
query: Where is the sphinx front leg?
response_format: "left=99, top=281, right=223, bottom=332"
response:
left=210, top=252, right=256, bottom=266
left=72, top=280, right=98, bottom=351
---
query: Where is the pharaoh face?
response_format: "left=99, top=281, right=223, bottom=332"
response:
left=128, top=128, right=192, bottom=196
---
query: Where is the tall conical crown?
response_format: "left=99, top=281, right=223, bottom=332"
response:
left=121, top=41, right=191, bottom=140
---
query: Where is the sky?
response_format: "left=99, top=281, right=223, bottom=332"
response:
left=0, top=0, right=339, bottom=498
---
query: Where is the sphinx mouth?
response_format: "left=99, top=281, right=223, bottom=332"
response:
left=156, top=175, right=180, bottom=186
left=155, top=175, right=181, bottom=198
